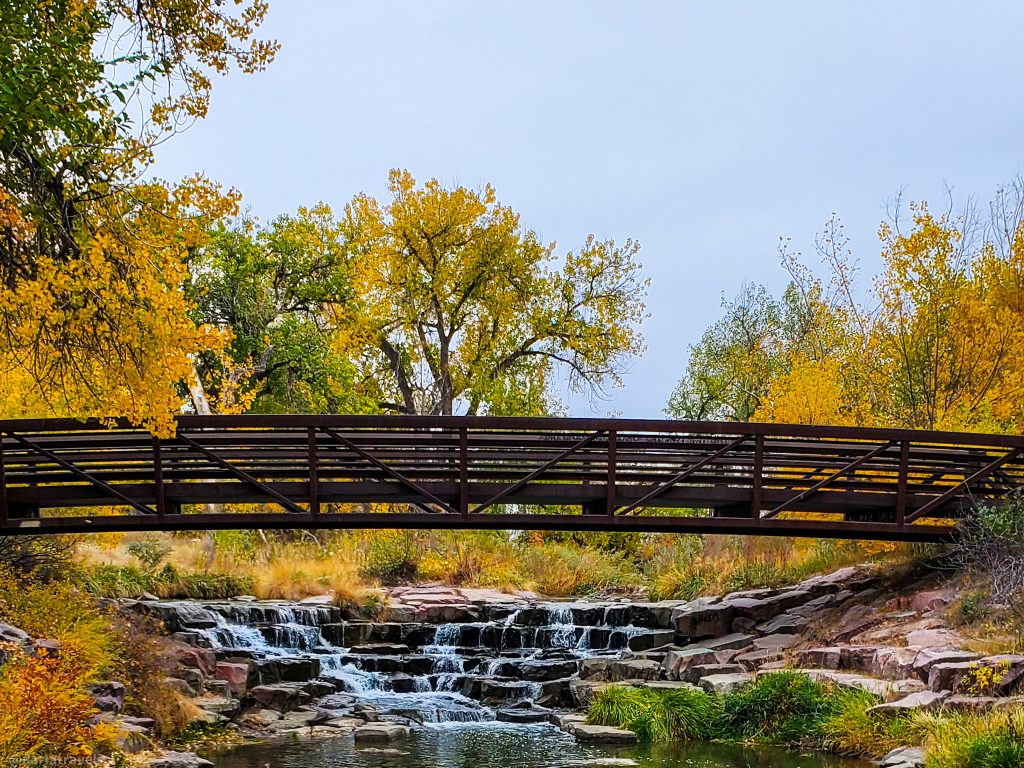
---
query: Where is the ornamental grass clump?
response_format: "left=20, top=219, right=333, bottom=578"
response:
left=587, top=685, right=719, bottom=742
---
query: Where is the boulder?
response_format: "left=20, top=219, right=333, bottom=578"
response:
left=794, top=647, right=844, bottom=670
left=569, top=679, right=612, bottom=708
left=910, top=589, right=956, bottom=614
left=607, top=659, right=661, bottom=682
left=671, top=603, right=734, bottom=638
left=146, top=752, right=214, bottom=768
left=662, top=647, right=718, bottom=680
left=88, top=681, right=125, bottom=714
left=236, top=708, right=281, bottom=729
left=680, top=663, right=745, bottom=684
left=829, top=605, right=883, bottom=643
left=755, top=614, right=807, bottom=635
left=353, top=723, right=411, bottom=742
left=214, top=661, right=250, bottom=697
left=912, top=649, right=980, bottom=681
left=734, top=649, right=785, bottom=671
left=942, top=695, right=1001, bottom=713
left=871, top=648, right=920, bottom=679
left=248, top=683, right=310, bottom=713
left=786, top=670, right=893, bottom=698
left=569, top=723, right=638, bottom=744
left=880, top=746, right=926, bottom=768
left=626, top=629, right=676, bottom=652
left=905, top=628, right=964, bottom=649
left=691, top=633, right=755, bottom=653
left=698, top=672, right=754, bottom=695
left=867, top=690, right=949, bottom=716
left=929, top=655, right=1024, bottom=694
left=0, top=622, right=29, bottom=645
left=194, top=695, right=240, bottom=717
left=579, top=657, right=612, bottom=680
left=162, top=677, right=196, bottom=697
left=751, top=633, right=798, bottom=651
left=496, top=704, right=552, bottom=723
left=114, top=721, right=151, bottom=753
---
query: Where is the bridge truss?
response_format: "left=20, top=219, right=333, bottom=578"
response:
left=1, top=416, right=1021, bottom=541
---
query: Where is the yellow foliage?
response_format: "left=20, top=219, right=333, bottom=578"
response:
left=0, top=646, right=117, bottom=758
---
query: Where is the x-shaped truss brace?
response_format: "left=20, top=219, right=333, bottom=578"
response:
left=8, top=432, right=157, bottom=515
left=762, top=440, right=895, bottom=520
left=617, top=435, right=750, bottom=516
left=321, top=428, right=457, bottom=515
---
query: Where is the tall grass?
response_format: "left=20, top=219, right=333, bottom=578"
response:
left=588, top=685, right=719, bottom=741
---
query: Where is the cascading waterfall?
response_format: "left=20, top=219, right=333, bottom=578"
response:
left=153, top=595, right=674, bottom=726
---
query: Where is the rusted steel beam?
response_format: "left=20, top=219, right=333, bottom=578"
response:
left=0, top=509, right=958, bottom=542
left=763, top=441, right=895, bottom=519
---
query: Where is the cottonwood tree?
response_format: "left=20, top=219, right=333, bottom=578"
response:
left=341, top=170, right=647, bottom=416
left=0, top=0, right=277, bottom=433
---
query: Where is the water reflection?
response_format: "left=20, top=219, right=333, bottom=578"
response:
left=207, top=723, right=872, bottom=768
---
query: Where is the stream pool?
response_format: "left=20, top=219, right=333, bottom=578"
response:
left=205, top=722, right=872, bottom=768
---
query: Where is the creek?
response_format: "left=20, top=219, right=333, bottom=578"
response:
left=205, top=723, right=871, bottom=768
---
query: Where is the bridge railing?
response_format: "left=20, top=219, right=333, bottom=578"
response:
left=0, top=416, right=1020, bottom=540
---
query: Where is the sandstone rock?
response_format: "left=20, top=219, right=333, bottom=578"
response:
left=905, top=628, right=963, bottom=649
left=889, top=679, right=928, bottom=697
left=672, top=603, right=734, bottom=638
left=248, top=683, right=310, bottom=713
left=830, top=605, right=883, bottom=643
left=942, top=695, right=1000, bottom=713
left=662, top=647, right=718, bottom=680
left=871, top=648, right=920, bottom=679
left=626, top=629, right=675, bottom=652
left=550, top=712, right=588, bottom=731
left=794, top=647, right=844, bottom=669
left=0, top=622, right=29, bottom=645
left=911, top=589, right=956, bottom=614
left=215, top=661, right=250, bottom=697
left=496, top=703, right=552, bottom=723
left=353, top=723, right=411, bottom=742
left=162, top=677, right=196, bottom=697
left=570, top=679, right=612, bottom=708
left=194, top=695, right=240, bottom=717
left=698, top=672, right=754, bottom=695
left=867, top=690, right=949, bottom=716
left=929, top=655, right=1024, bottom=694
left=734, top=649, right=785, bottom=670
left=912, top=649, right=980, bottom=681
left=755, top=614, right=807, bottom=635
left=786, top=669, right=893, bottom=697
left=880, top=746, right=925, bottom=768
left=607, top=659, right=661, bottom=682
left=569, top=723, right=638, bottom=744
left=147, top=752, right=214, bottom=768
left=640, top=680, right=704, bottom=691
left=580, top=657, right=612, bottom=680
left=236, top=708, right=281, bottom=729
left=691, top=633, right=755, bottom=652
left=114, top=721, right=151, bottom=753
left=751, top=633, right=798, bottom=651
left=680, top=663, right=745, bottom=684
left=88, top=681, right=125, bottom=714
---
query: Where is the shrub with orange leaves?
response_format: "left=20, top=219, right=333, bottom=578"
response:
left=0, top=644, right=117, bottom=758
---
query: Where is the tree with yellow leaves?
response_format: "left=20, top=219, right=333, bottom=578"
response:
left=0, top=0, right=276, bottom=433
left=341, top=170, right=648, bottom=416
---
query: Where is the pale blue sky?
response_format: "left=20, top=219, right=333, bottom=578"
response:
left=151, top=1, right=1024, bottom=418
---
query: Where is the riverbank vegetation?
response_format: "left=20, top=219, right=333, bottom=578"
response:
left=587, top=673, right=1024, bottom=768
left=71, top=527, right=899, bottom=602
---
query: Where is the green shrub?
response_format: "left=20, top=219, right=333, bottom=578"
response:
left=587, top=685, right=719, bottom=742
left=718, top=671, right=847, bottom=745
left=361, top=531, right=419, bottom=584
left=819, top=688, right=911, bottom=758
left=126, top=537, right=172, bottom=571
left=79, top=563, right=253, bottom=599
left=921, top=706, right=1024, bottom=768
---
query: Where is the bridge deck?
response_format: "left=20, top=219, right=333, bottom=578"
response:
left=1, top=415, right=1021, bottom=541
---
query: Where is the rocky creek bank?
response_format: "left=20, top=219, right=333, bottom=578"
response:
left=5, top=564, right=1021, bottom=766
